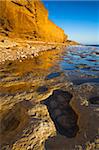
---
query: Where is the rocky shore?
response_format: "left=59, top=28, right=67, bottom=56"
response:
left=0, top=64, right=99, bottom=150
left=0, top=0, right=98, bottom=150
left=0, top=0, right=78, bottom=64
left=0, top=36, right=67, bottom=64
left=0, top=47, right=99, bottom=149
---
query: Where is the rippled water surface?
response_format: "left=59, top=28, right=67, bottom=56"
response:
left=0, top=45, right=99, bottom=94
left=59, top=45, right=99, bottom=84
left=0, top=45, right=99, bottom=150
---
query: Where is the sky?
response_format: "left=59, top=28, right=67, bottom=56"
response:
left=42, top=0, right=99, bottom=44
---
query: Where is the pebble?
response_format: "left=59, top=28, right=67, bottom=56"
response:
left=0, top=38, right=64, bottom=64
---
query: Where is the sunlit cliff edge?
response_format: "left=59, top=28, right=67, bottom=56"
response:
left=0, top=0, right=68, bottom=42
left=0, top=1, right=98, bottom=150
left=0, top=0, right=78, bottom=64
left=0, top=0, right=79, bottom=44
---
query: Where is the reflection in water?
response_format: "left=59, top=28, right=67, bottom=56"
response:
left=0, top=46, right=99, bottom=149
left=45, top=72, right=62, bottom=80
left=0, top=46, right=98, bottom=94
left=0, top=46, right=99, bottom=93
left=60, top=45, right=99, bottom=84
left=0, top=49, right=64, bottom=94
left=0, top=46, right=99, bottom=92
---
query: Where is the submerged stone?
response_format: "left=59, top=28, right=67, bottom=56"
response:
left=45, top=72, right=61, bottom=80
left=43, top=89, right=79, bottom=138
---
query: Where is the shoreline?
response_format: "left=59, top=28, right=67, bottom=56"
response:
left=0, top=37, right=67, bottom=64
left=0, top=38, right=98, bottom=150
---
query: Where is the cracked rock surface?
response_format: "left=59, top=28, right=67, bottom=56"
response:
left=0, top=48, right=99, bottom=150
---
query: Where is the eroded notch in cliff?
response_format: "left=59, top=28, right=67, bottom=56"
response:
left=11, top=1, right=23, bottom=6
left=42, top=89, right=79, bottom=138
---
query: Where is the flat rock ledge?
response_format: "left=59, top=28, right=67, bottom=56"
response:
left=0, top=82, right=99, bottom=150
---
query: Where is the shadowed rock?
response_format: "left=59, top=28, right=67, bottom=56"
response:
left=89, top=96, right=99, bottom=105
left=43, top=89, right=79, bottom=138
left=37, top=86, right=48, bottom=94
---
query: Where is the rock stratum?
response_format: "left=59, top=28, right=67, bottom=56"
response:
left=0, top=49, right=99, bottom=150
left=0, top=1, right=98, bottom=150
left=0, top=0, right=67, bottom=42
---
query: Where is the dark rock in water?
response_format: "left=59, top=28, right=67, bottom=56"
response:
left=53, top=108, right=62, bottom=119
left=43, top=89, right=79, bottom=138
left=56, top=107, right=78, bottom=138
left=87, top=59, right=96, bottom=62
left=89, top=96, right=99, bottom=105
left=37, top=86, right=48, bottom=94
left=72, top=78, right=99, bottom=85
left=49, top=100, right=58, bottom=109
left=53, top=90, right=73, bottom=103
left=56, top=119, right=79, bottom=138
left=95, top=52, right=99, bottom=55
left=45, top=72, right=61, bottom=80
left=76, top=64, right=91, bottom=70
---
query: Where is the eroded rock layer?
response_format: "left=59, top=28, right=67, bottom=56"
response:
left=0, top=49, right=99, bottom=149
left=0, top=0, right=67, bottom=42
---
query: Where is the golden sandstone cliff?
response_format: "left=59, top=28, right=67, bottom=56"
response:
left=0, top=1, right=99, bottom=150
left=0, top=0, right=67, bottom=42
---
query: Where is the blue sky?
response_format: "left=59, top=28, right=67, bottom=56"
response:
left=42, top=1, right=99, bottom=44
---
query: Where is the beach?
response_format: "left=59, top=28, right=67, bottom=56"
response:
left=0, top=0, right=99, bottom=149
left=0, top=44, right=99, bottom=149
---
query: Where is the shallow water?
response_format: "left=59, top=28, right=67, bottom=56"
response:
left=59, top=45, right=99, bottom=84
left=0, top=45, right=99, bottom=90
left=0, top=45, right=99, bottom=149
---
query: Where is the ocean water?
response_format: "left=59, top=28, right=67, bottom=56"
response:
left=59, top=45, right=99, bottom=84
left=0, top=45, right=99, bottom=149
left=0, top=45, right=99, bottom=90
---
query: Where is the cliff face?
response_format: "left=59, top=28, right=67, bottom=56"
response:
left=0, top=0, right=67, bottom=42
